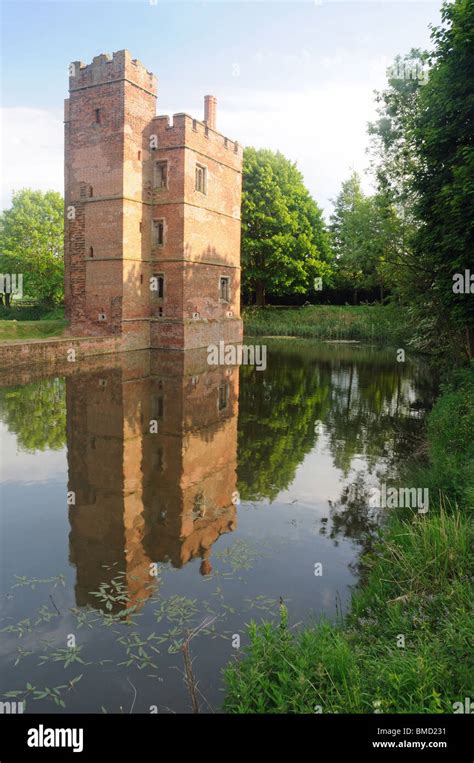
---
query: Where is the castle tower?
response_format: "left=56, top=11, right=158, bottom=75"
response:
left=64, top=50, right=243, bottom=351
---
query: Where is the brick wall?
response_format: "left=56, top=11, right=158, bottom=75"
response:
left=64, top=50, right=243, bottom=351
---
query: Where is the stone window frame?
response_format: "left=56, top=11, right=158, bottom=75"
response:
left=219, top=275, right=231, bottom=303
left=195, top=162, right=208, bottom=195
left=152, top=218, right=165, bottom=247
left=154, top=160, right=168, bottom=190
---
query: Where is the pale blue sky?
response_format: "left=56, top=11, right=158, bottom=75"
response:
left=1, top=0, right=442, bottom=214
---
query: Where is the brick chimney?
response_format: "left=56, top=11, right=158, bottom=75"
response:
left=204, top=95, right=217, bottom=130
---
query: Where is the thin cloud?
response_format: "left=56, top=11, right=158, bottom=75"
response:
left=1, top=107, right=63, bottom=209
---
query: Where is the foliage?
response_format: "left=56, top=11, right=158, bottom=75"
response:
left=0, top=305, right=65, bottom=321
left=368, top=48, right=429, bottom=212
left=329, top=173, right=402, bottom=303
left=0, top=189, right=64, bottom=308
left=408, top=364, right=474, bottom=507
left=241, top=148, right=333, bottom=306
left=367, top=4, right=474, bottom=357
left=411, top=0, right=474, bottom=354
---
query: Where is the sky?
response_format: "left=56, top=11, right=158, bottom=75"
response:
left=0, top=0, right=443, bottom=216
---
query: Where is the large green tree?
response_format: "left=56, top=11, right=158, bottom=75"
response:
left=241, top=148, right=332, bottom=306
left=330, top=172, right=401, bottom=303
left=0, top=189, right=64, bottom=307
left=368, top=3, right=474, bottom=358
left=412, top=0, right=474, bottom=357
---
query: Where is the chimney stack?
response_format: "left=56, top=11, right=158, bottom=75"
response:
left=204, top=95, right=217, bottom=130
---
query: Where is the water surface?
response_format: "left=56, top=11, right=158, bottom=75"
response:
left=0, top=341, right=434, bottom=713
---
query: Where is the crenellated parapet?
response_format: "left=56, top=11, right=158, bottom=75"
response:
left=68, top=49, right=157, bottom=96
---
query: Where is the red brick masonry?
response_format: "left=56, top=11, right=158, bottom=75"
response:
left=0, top=335, right=122, bottom=378
left=64, top=50, right=243, bottom=351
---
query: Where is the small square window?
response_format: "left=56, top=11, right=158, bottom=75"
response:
left=152, top=220, right=164, bottom=246
left=195, top=164, right=207, bottom=194
left=154, top=161, right=167, bottom=189
left=219, top=276, right=230, bottom=302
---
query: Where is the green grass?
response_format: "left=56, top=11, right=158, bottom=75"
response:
left=223, top=363, right=474, bottom=714
left=0, top=320, right=68, bottom=342
left=243, top=304, right=409, bottom=345
left=0, top=305, right=65, bottom=321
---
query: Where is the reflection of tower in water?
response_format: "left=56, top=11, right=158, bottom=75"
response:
left=67, top=350, right=239, bottom=614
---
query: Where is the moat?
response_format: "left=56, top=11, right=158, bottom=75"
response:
left=0, top=340, right=434, bottom=713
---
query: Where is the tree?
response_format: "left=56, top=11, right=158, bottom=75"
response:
left=368, top=4, right=474, bottom=358
left=241, top=148, right=332, bottom=306
left=368, top=48, right=429, bottom=214
left=412, top=0, right=474, bottom=357
left=0, top=189, right=64, bottom=308
left=330, top=173, right=399, bottom=303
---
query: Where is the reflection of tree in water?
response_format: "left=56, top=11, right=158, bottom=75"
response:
left=321, top=471, right=382, bottom=553
left=321, top=360, right=435, bottom=549
left=238, top=344, right=436, bottom=547
left=323, top=361, right=434, bottom=478
left=0, top=378, right=66, bottom=451
left=237, top=351, right=332, bottom=501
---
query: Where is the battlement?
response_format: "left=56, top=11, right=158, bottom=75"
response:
left=151, top=113, right=242, bottom=164
left=69, top=49, right=157, bottom=96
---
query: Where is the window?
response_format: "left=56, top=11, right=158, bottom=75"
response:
left=89, top=246, right=94, bottom=258
left=152, top=219, right=165, bottom=246
left=218, top=383, right=229, bottom=411
left=219, top=276, right=230, bottom=302
left=152, top=395, right=164, bottom=420
left=95, top=108, right=101, bottom=124
left=138, top=150, right=142, bottom=161
left=151, top=273, right=164, bottom=299
left=195, top=164, right=207, bottom=194
left=154, top=161, right=168, bottom=189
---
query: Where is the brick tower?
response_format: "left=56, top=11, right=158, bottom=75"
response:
left=64, top=50, right=243, bottom=351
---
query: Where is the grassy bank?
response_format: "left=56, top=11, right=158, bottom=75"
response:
left=0, top=320, right=68, bottom=342
left=243, top=304, right=409, bottom=345
left=223, top=365, right=474, bottom=713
